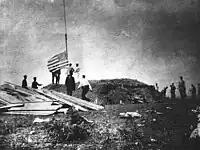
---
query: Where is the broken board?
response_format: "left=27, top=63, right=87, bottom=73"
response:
left=3, top=111, right=56, bottom=116
left=0, top=103, right=24, bottom=111
left=2, top=101, right=62, bottom=115
left=0, top=91, right=25, bottom=104
left=38, top=89, right=88, bottom=112
left=51, top=91, right=104, bottom=110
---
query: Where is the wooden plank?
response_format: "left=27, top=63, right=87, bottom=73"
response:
left=3, top=101, right=61, bottom=115
left=56, top=91, right=104, bottom=110
left=14, top=89, right=33, bottom=96
left=41, top=89, right=88, bottom=112
left=3, top=82, right=33, bottom=96
left=0, top=97, right=11, bottom=105
left=4, top=82, right=54, bottom=102
left=51, top=91, right=104, bottom=110
left=32, top=89, right=56, bottom=101
left=5, top=83, right=51, bottom=101
left=5, top=81, right=38, bottom=95
left=3, top=111, right=55, bottom=116
left=33, top=95, right=53, bottom=102
left=0, top=104, right=24, bottom=110
left=0, top=91, right=24, bottom=103
left=7, top=101, right=62, bottom=111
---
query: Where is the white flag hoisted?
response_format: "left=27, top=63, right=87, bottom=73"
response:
left=47, top=51, right=69, bottom=72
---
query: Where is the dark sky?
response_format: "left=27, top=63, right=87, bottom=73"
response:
left=0, top=0, right=200, bottom=95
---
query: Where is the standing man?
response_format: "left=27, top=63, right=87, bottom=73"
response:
left=155, top=83, right=159, bottom=91
left=52, top=71, right=56, bottom=84
left=190, top=84, right=196, bottom=99
left=32, top=77, right=42, bottom=89
left=178, top=76, right=186, bottom=99
left=22, top=75, right=28, bottom=89
left=66, top=63, right=74, bottom=76
left=198, top=83, right=200, bottom=97
left=78, top=75, right=92, bottom=101
left=74, top=63, right=80, bottom=83
left=55, top=69, right=61, bottom=84
left=65, top=72, right=75, bottom=96
left=161, top=86, right=168, bottom=99
left=170, top=83, right=176, bottom=99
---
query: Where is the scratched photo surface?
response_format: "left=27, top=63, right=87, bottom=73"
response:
left=1, top=0, right=200, bottom=95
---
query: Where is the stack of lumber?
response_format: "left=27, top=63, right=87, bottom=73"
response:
left=0, top=82, right=104, bottom=115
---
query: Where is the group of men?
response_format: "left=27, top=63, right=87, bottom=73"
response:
left=22, top=75, right=42, bottom=89
left=50, top=63, right=92, bottom=101
left=64, top=63, right=92, bottom=101
left=158, top=76, right=200, bottom=100
left=52, top=69, right=61, bottom=84
left=21, top=63, right=92, bottom=101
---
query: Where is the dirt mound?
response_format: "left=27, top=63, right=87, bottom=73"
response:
left=44, top=78, right=160, bottom=105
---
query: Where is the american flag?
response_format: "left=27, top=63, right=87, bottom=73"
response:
left=47, top=51, right=69, bottom=72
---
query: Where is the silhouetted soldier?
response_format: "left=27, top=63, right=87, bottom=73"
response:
left=190, top=84, right=196, bottom=99
left=198, top=83, right=200, bottom=97
left=155, top=83, right=159, bottom=91
left=65, top=72, right=75, bottom=96
left=31, top=77, right=42, bottom=89
left=170, top=83, right=176, bottom=99
left=51, top=71, right=56, bottom=84
left=161, top=86, right=168, bottom=99
left=55, top=69, right=61, bottom=84
left=22, top=75, right=28, bottom=89
left=178, top=76, right=186, bottom=99
left=78, top=75, right=92, bottom=101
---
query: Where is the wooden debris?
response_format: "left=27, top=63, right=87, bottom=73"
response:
left=5, top=82, right=54, bottom=102
left=0, top=81, right=104, bottom=115
left=32, top=89, right=56, bottom=101
left=51, top=90, right=104, bottom=110
left=5, top=81, right=42, bottom=95
left=0, top=103, right=24, bottom=110
left=3, top=111, right=56, bottom=116
left=40, top=89, right=88, bottom=112
left=0, top=91, right=25, bottom=103
left=1, top=101, right=62, bottom=115
left=0, top=97, right=11, bottom=105
left=7, top=101, right=61, bottom=111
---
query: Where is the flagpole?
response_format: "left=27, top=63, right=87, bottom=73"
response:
left=63, top=0, right=68, bottom=59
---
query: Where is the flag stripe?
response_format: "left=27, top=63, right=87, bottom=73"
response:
left=49, top=61, right=69, bottom=70
left=47, top=60, right=59, bottom=67
left=50, top=63, right=68, bottom=70
left=48, top=60, right=68, bottom=69
left=47, top=51, right=68, bottom=72
left=47, top=60, right=59, bottom=66
left=49, top=63, right=68, bottom=72
left=48, top=56, right=59, bottom=62
left=50, top=68, right=60, bottom=73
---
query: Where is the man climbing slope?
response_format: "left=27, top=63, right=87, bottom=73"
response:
left=78, top=75, right=92, bottom=101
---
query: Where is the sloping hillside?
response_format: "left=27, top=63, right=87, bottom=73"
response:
left=44, top=78, right=160, bottom=105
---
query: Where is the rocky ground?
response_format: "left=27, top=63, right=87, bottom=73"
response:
left=0, top=99, right=200, bottom=150
left=0, top=79, right=200, bottom=150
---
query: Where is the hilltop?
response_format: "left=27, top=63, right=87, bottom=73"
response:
left=44, top=78, right=160, bottom=105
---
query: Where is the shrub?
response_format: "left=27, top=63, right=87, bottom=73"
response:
left=45, top=118, right=91, bottom=144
